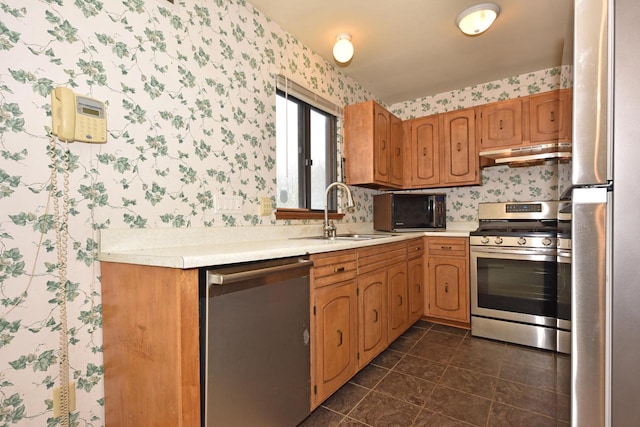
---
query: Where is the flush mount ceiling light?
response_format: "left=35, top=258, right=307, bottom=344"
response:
left=456, top=3, right=500, bottom=36
left=333, top=33, right=354, bottom=63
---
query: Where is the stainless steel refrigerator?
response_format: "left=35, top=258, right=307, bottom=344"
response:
left=572, top=0, right=640, bottom=425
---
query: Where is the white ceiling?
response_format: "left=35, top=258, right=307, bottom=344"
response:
left=248, top=0, right=574, bottom=105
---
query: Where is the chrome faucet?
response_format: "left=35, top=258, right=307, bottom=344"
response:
left=323, top=182, right=355, bottom=238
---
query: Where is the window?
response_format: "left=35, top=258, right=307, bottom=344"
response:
left=275, top=76, right=342, bottom=219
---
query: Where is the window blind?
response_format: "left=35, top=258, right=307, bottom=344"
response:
left=276, top=75, right=343, bottom=117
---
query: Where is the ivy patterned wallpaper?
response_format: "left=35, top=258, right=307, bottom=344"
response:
left=0, top=0, right=570, bottom=425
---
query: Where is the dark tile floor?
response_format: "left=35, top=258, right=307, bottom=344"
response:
left=300, top=320, right=570, bottom=427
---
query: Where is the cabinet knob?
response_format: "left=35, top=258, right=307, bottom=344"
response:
left=396, top=147, right=401, bottom=156
left=337, top=329, right=343, bottom=347
left=397, top=295, right=403, bottom=306
left=415, top=283, right=421, bottom=293
left=550, top=111, right=555, bottom=122
left=445, top=283, right=449, bottom=293
left=499, top=119, right=504, bottom=130
left=422, top=147, right=427, bottom=156
left=457, top=142, right=462, bottom=151
left=373, top=309, right=379, bottom=323
left=334, top=266, right=345, bottom=273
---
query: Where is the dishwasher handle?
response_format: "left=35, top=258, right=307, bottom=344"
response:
left=207, top=258, right=313, bottom=285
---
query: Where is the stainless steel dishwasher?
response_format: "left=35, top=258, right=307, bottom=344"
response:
left=199, top=257, right=313, bottom=427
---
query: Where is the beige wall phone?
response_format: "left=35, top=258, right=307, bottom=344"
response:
left=51, top=87, right=107, bottom=143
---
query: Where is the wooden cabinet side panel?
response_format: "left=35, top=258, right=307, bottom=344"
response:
left=101, top=262, right=200, bottom=427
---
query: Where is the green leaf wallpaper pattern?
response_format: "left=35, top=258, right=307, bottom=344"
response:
left=0, top=0, right=569, bottom=424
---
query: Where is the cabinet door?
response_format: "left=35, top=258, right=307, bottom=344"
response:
left=441, top=109, right=479, bottom=185
left=409, top=115, right=440, bottom=187
left=373, top=103, right=390, bottom=184
left=428, top=257, right=469, bottom=322
left=358, top=270, right=388, bottom=368
left=480, top=99, right=523, bottom=149
left=387, top=262, right=408, bottom=343
left=389, top=114, right=404, bottom=186
left=313, top=280, right=358, bottom=406
left=529, top=90, right=569, bottom=143
left=407, top=257, right=425, bottom=324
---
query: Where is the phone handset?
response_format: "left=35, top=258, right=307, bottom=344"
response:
left=50, top=87, right=107, bottom=143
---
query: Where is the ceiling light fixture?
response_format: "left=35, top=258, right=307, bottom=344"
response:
left=456, top=3, right=500, bottom=36
left=333, top=33, right=354, bottom=64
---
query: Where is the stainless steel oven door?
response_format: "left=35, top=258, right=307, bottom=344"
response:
left=470, top=246, right=561, bottom=328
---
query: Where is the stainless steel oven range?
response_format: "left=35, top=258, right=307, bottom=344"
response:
left=470, top=201, right=571, bottom=353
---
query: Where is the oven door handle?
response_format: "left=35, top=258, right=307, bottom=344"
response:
left=470, top=246, right=559, bottom=257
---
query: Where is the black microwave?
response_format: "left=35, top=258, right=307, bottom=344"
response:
left=373, top=193, right=446, bottom=232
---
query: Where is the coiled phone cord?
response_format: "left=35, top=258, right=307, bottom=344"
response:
left=50, top=135, right=71, bottom=427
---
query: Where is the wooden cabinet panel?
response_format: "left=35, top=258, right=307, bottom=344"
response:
left=425, top=237, right=470, bottom=325
left=408, top=257, right=425, bottom=324
left=406, top=115, right=440, bottom=187
left=374, top=103, right=390, bottom=183
left=387, top=262, right=408, bottom=343
left=529, top=90, right=571, bottom=143
left=480, top=98, right=523, bottom=149
left=358, top=269, right=388, bottom=368
left=313, top=279, right=358, bottom=406
left=429, top=258, right=468, bottom=321
left=441, top=109, right=479, bottom=186
left=390, top=114, right=404, bottom=186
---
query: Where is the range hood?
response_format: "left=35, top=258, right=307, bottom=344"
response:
left=479, top=142, right=572, bottom=167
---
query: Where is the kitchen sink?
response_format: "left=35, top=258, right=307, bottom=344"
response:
left=293, top=233, right=398, bottom=241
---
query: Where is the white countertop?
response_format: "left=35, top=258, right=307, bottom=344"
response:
left=98, top=222, right=476, bottom=269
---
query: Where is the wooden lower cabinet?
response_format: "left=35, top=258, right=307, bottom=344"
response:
left=407, top=239, right=426, bottom=324
left=387, top=262, right=409, bottom=343
left=357, top=269, right=388, bottom=368
left=425, top=237, right=470, bottom=325
left=101, top=262, right=200, bottom=427
left=312, top=279, right=358, bottom=407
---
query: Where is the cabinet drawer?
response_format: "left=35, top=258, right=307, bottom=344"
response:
left=311, top=251, right=358, bottom=288
left=428, top=238, right=468, bottom=257
left=358, top=242, right=407, bottom=274
left=407, top=239, right=425, bottom=259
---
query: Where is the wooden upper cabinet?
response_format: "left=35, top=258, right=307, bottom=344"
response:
left=480, top=98, right=523, bottom=149
left=389, top=114, right=404, bottom=186
left=344, top=100, right=402, bottom=189
left=373, top=103, right=390, bottom=182
left=529, top=89, right=571, bottom=143
left=440, top=108, right=480, bottom=186
left=405, top=115, right=440, bottom=188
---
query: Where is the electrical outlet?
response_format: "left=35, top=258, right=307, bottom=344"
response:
left=53, top=382, right=76, bottom=418
left=259, top=197, right=273, bottom=216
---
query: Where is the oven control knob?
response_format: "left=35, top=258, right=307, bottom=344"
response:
left=481, top=237, right=489, bottom=244
left=542, top=237, right=553, bottom=246
left=494, top=237, right=503, bottom=245
left=517, top=237, right=527, bottom=245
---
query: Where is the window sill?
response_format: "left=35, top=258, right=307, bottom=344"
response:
left=275, top=208, right=345, bottom=221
